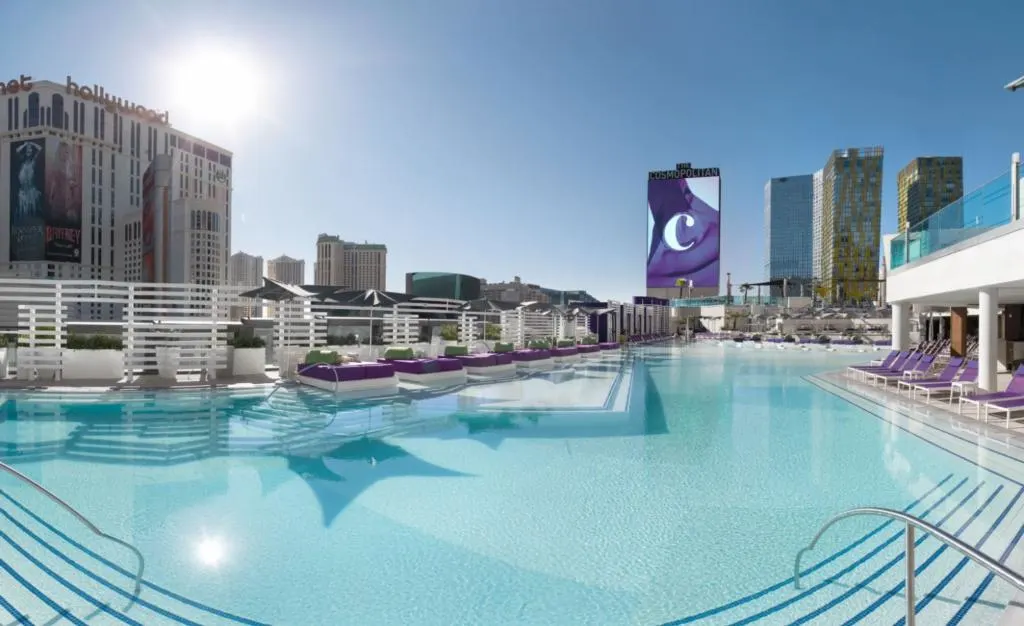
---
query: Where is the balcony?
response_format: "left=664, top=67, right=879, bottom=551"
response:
left=890, top=170, right=1014, bottom=269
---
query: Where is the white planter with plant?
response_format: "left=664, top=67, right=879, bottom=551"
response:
left=57, top=334, right=125, bottom=380
left=228, top=335, right=267, bottom=376
left=62, top=350, right=124, bottom=380
left=156, top=346, right=182, bottom=379
left=16, top=347, right=61, bottom=381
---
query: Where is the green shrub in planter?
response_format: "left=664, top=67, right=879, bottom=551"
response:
left=817, top=335, right=831, bottom=344
left=556, top=339, right=575, bottom=348
left=528, top=339, right=551, bottom=350
left=444, top=345, right=469, bottom=357
left=581, top=335, right=598, bottom=345
left=383, top=347, right=415, bottom=360
left=494, top=342, right=514, bottom=353
left=230, top=335, right=266, bottom=348
left=305, top=350, right=338, bottom=365
left=66, top=334, right=124, bottom=350
left=783, top=335, right=797, bottom=343
left=751, top=334, right=763, bottom=342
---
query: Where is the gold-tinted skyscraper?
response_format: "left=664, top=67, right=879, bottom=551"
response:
left=896, top=157, right=964, bottom=231
left=818, top=146, right=884, bottom=303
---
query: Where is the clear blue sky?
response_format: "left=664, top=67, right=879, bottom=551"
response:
left=6, top=0, right=1024, bottom=301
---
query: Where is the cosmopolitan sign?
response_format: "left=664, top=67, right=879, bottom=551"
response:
left=648, top=167, right=721, bottom=180
left=66, top=76, right=169, bottom=125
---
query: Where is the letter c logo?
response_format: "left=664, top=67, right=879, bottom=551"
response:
left=663, top=213, right=695, bottom=251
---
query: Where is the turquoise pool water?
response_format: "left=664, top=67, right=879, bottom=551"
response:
left=1, top=344, right=1022, bottom=624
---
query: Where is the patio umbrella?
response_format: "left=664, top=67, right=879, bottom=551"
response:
left=238, top=277, right=316, bottom=301
left=461, top=299, right=518, bottom=313
left=324, top=289, right=413, bottom=347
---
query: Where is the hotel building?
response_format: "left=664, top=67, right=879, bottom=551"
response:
left=896, top=156, right=964, bottom=232
left=229, top=251, right=264, bottom=318
left=0, top=74, right=232, bottom=319
left=266, top=255, right=305, bottom=285
left=313, top=233, right=387, bottom=290
left=814, top=146, right=884, bottom=303
left=764, top=174, right=814, bottom=297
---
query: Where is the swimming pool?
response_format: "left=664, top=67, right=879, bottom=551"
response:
left=1, top=344, right=1022, bottom=624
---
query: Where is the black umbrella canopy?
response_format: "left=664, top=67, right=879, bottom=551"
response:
left=238, top=277, right=317, bottom=302
left=461, top=299, right=519, bottom=313
left=326, top=289, right=412, bottom=307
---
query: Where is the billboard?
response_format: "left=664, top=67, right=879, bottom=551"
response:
left=646, top=167, right=721, bottom=289
left=8, top=138, right=82, bottom=263
left=44, top=139, right=83, bottom=262
left=9, top=139, right=46, bottom=261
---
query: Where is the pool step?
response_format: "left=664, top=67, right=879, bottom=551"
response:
left=663, top=475, right=1023, bottom=625
left=0, top=487, right=265, bottom=625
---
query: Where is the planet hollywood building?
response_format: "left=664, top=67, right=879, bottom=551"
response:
left=0, top=74, right=233, bottom=320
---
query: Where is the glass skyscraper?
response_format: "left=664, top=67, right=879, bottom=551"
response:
left=764, top=174, right=814, bottom=296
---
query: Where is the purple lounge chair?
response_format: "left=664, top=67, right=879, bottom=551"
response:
left=897, top=357, right=963, bottom=395
left=868, top=354, right=934, bottom=387
left=848, top=350, right=900, bottom=376
left=912, top=361, right=979, bottom=403
left=959, top=365, right=1024, bottom=418
left=980, top=389, right=1024, bottom=427
left=862, top=353, right=923, bottom=383
left=850, top=351, right=910, bottom=380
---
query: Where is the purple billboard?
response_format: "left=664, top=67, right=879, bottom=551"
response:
left=646, top=168, right=721, bottom=289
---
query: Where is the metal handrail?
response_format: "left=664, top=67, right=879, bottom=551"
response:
left=0, top=460, right=146, bottom=616
left=794, top=506, right=1024, bottom=626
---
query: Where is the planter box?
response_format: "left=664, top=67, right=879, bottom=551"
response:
left=16, top=347, right=61, bottom=381
left=61, top=349, right=124, bottom=380
left=156, top=347, right=181, bottom=379
left=231, top=347, right=266, bottom=376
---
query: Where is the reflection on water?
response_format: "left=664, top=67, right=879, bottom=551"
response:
left=0, top=357, right=650, bottom=527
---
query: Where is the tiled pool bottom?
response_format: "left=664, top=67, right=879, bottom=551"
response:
left=1, top=345, right=1022, bottom=624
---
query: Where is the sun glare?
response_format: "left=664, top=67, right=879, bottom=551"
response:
left=163, top=41, right=266, bottom=128
left=195, top=535, right=228, bottom=567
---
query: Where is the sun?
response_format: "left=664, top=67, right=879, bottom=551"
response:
left=162, top=41, right=267, bottom=129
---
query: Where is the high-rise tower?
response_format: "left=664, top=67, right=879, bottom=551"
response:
left=819, top=147, right=884, bottom=303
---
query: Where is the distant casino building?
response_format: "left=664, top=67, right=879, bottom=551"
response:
left=405, top=271, right=481, bottom=300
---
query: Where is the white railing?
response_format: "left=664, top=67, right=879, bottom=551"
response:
left=274, top=299, right=326, bottom=378
left=122, top=283, right=235, bottom=381
left=499, top=310, right=522, bottom=346
left=520, top=309, right=555, bottom=343
left=383, top=311, right=417, bottom=345
left=17, top=303, right=66, bottom=381
left=457, top=312, right=479, bottom=344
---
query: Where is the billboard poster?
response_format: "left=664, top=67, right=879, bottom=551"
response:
left=8, top=139, right=47, bottom=262
left=44, top=139, right=83, bottom=262
left=141, top=166, right=155, bottom=282
left=646, top=169, right=721, bottom=289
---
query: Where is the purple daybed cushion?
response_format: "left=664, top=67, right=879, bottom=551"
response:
left=298, top=363, right=366, bottom=382
left=550, top=347, right=579, bottom=356
left=454, top=354, right=498, bottom=367
left=510, top=349, right=550, bottom=361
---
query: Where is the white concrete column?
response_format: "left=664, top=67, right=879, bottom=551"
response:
left=892, top=302, right=910, bottom=351
left=979, top=287, right=999, bottom=392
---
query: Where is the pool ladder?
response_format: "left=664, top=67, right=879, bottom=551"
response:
left=0, top=460, right=146, bottom=622
left=794, top=507, right=1024, bottom=625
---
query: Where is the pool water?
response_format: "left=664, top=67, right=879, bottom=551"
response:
left=1, top=344, right=1022, bottom=625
